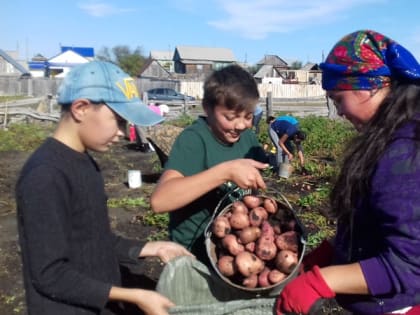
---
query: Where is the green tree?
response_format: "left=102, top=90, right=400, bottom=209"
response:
left=96, top=45, right=147, bottom=77
left=290, top=60, right=303, bottom=69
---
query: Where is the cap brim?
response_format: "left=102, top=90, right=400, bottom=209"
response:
left=106, top=100, right=164, bottom=126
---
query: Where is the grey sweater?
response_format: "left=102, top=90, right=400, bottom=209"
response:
left=16, top=138, right=146, bottom=315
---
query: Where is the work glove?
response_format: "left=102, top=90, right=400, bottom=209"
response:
left=276, top=266, right=336, bottom=315
left=302, top=239, right=334, bottom=271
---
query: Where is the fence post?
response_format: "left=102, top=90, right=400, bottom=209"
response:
left=266, top=91, right=273, bottom=119
left=142, top=92, right=148, bottom=105
left=183, top=96, right=188, bottom=115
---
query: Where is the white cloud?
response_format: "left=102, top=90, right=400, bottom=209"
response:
left=78, top=2, right=135, bottom=17
left=209, top=0, right=383, bottom=39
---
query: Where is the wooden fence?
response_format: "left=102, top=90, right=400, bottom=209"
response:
left=0, top=76, right=326, bottom=100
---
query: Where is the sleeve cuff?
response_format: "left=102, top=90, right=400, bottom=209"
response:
left=360, top=257, right=393, bottom=295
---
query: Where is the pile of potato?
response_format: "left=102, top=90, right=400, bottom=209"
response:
left=211, top=195, right=301, bottom=289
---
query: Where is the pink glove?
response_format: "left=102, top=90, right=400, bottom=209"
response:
left=302, top=239, right=334, bottom=271
left=276, top=266, right=335, bottom=315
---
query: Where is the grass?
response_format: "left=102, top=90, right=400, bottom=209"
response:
left=0, top=123, right=54, bottom=152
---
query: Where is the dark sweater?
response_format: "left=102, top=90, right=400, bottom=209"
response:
left=16, top=138, right=146, bottom=315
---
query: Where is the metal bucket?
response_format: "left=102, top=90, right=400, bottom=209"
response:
left=278, top=162, right=293, bottom=178
left=204, top=189, right=307, bottom=297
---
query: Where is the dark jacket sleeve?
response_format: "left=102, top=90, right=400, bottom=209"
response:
left=17, top=166, right=111, bottom=310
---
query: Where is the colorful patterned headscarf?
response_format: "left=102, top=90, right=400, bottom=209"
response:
left=320, top=30, right=420, bottom=90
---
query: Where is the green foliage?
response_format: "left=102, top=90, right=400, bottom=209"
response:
left=96, top=45, right=146, bottom=77
left=0, top=95, right=28, bottom=102
left=299, top=115, right=355, bottom=160
left=139, top=211, right=170, bottom=241
left=168, top=113, right=195, bottom=128
left=297, top=186, right=330, bottom=208
left=0, top=123, right=53, bottom=152
left=107, top=197, right=148, bottom=208
left=141, top=211, right=169, bottom=228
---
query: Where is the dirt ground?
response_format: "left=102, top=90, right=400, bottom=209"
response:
left=0, top=137, right=336, bottom=314
left=0, top=140, right=170, bottom=315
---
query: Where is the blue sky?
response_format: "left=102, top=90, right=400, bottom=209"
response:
left=2, top=0, right=420, bottom=65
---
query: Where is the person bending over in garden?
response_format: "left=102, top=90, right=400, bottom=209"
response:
left=275, top=30, right=420, bottom=315
left=150, top=65, right=269, bottom=265
left=16, top=61, right=194, bottom=315
left=267, top=115, right=306, bottom=170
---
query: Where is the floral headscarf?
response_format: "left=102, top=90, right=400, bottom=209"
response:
left=320, top=30, right=420, bottom=90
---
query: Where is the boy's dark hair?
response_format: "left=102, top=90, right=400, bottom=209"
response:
left=267, top=116, right=276, bottom=124
left=294, top=130, right=306, bottom=141
left=202, top=64, right=259, bottom=112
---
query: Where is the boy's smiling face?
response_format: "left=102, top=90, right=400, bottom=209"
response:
left=205, top=103, right=255, bottom=144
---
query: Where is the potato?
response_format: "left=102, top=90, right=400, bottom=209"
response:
left=212, top=216, right=231, bottom=238
left=229, top=212, right=250, bottom=230
left=235, top=251, right=265, bottom=277
left=217, top=255, right=236, bottom=277
left=222, top=234, right=244, bottom=256
left=231, top=201, right=248, bottom=214
left=238, top=226, right=261, bottom=244
left=268, top=269, right=287, bottom=284
left=275, top=250, right=298, bottom=274
left=243, top=195, right=262, bottom=209
left=242, top=274, right=258, bottom=288
left=255, top=238, right=277, bottom=261
left=275, top=231, right=299, bottom=253
left=249, top=206, right=268, bottom=227
left=258, top=267, right=271, bottom=287
left=244, top=241, right=255, bottom=253
left=263, top=197, right=278, bottom=214
left=255, top=221, right=277, bottom=260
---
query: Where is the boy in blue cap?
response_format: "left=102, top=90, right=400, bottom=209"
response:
left=16, top=61, right=193, bottom=315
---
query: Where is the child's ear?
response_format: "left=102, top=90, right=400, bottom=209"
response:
left=70, top=99, right=91, bottom=122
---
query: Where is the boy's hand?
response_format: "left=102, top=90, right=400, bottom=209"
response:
left=140, top=241, right=195, bottom=263
left=132, top=289, right=175, bottom=315
left=228, top=159, right=268, bottom=190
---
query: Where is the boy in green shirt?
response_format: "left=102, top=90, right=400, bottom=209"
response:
left=151, top=65, right=269, bottom=263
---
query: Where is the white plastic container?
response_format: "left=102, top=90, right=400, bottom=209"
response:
left=127, top=170, right=142, bottom=188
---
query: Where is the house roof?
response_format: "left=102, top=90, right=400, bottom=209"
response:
left=48, top=50, right=89, bottom=68
left=301, top=62, right=321, bottom=71
left=150, top=50, right=173, bottom=60
left=61, top=46, right=94, bottom=58
left=175, top=46, right=236, bottom=62
left=256, top=54, right=288, bottom=67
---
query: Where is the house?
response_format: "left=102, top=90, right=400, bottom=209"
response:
left=47, top=49, right=90, bottom=77
left=138, top=58, right=172, bottom=79
left=173, top=46, right=236, bottom=76
left=27, top=46, right=94, bottom=78
left=0, top=49, right=30, bottom=76
left=149, top=50, right=174, bottom=73
left=27, top=54, right=48, bottom=78
left=300, top=62, right=322, bottom=84
left=254, top=54, right=289, bottom=83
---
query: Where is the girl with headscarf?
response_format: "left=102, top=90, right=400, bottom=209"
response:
left=276, top=30, right=420, bottom=315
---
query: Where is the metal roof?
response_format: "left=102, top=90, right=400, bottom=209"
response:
left=175, top=46, right=236, bottom=62
left=61, top=46, right=94, bottom=58
left=150, top=50, right=173, bottom=60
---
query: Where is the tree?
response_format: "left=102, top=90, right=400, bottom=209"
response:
left=96, top=45, right=147, bottom=77
left=290, top=60, right=303, bottom=70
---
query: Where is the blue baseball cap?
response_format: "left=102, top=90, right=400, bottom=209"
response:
left=57, top=61, right=164, bottom=126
